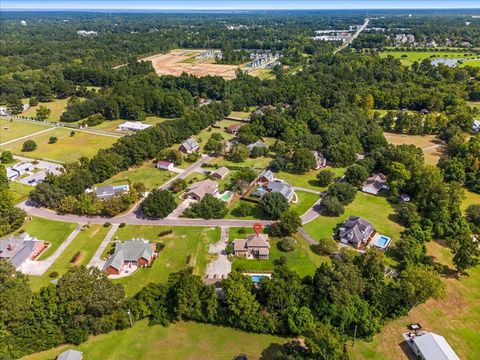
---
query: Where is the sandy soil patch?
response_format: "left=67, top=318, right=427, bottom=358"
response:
left=141, top=50, right=239, bottom=80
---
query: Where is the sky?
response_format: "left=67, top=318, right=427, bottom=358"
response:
left=3, top=0, right=480, bottom=11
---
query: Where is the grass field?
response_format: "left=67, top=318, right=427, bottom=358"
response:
left=211, top=156, right=272, bottom=170
left=9, top=181, right=32, bottom=203
left=229, top=111, right=251, bottom=119
left=379, top=51, right=478, bottom=67
left=384, top=132, right=445, bottom=165
left=22, top=320, right=288, bottom=360
left=195, top=120, right=237, bottom=152
left=0, top=119, right=53, bottom=143
left=22, top=98, right=71, bottom=121
left=2, top=127, right=118, bottom=162
left=351, top=240, right=480, bottom=360
left=303, top=192, right=404, bottom=246
left=462, top=189, right=480, bottom=212
left=13, top=217, right=77, bottom=260
left=230, top=227, right=329, bottom=277
left=97, top=161, right=174, bottom=191
left=110, top=225, right=220, bottom=296
left=467, top=101, right=480, bottom=109
left=460, top=59, right=480, bottom=68
left=275, top=168, right=346, bottom=192
left=291, top=191, right=320, bottom=215
left=28, top=224, right=110, bottom=291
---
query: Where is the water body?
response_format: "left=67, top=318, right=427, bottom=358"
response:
left=431, top=58, right=463, bottom=67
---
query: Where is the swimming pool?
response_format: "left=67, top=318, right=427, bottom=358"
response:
left=251, top=275, right=269, bottom=283
left=371, top=234, right=392, bottom=250
left=216, top=191, right=234, bottom=202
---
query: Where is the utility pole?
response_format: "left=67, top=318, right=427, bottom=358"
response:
left=352, top=324, right=358, bottom=347
left=127, top=309, right=133, bottom=327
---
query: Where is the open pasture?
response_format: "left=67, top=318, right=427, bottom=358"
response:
left=0, top=118, right=53, bottom=144
left=384, top=132, right=446, bottom=165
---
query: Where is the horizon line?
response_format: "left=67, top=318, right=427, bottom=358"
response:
left=3, top=7, right=480, bottom=11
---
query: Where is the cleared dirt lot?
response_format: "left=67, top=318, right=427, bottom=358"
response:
left=141, top=50, right=239, bottom=80
left=384, top=132, right=446, bottom=165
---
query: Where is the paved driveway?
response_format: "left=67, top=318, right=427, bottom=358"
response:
left=205, top=227, right=232, bottom=280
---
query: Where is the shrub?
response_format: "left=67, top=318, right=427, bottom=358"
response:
left=22, top=140, right=37, bottom=152
left=466, top=204, right=480, bottom=226
left=278, top=236, right=297, bottom=252
left=49, top=271, right=59, bottom=278
left=156, top=242, right=166, bottom=252
left=103, top=222, right=111, bottom=227
left=158, top=229, right=173, bottom=237
left=70, top=251, right=81, bottom=264
left=48, top=136, right=58, bottom=144
left=119, top=222, right=126, bottom=228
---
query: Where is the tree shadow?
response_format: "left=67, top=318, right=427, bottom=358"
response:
left=259, top=343, right=285, bottom=360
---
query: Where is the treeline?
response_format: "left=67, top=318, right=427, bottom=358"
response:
left=0, top=248, right=444, bottom=360
left=0, top=165, right=26, bottom=236
left=29, top=102, right=231, bottom=214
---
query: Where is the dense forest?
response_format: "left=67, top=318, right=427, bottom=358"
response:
left=1, top=10, right=480, bottom=359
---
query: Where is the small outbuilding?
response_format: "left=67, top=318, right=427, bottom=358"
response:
left=117, top=121, right=152, bottom=132
left=403, top=332, right=459, bottom=360
left=57, top=350, right=83, bottom=360
left=156, top=160, right=174, bottom=171
left=211, top=166, right=230, bottom=180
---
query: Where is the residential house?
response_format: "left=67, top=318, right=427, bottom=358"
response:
left=312, top=151, right=327, bottom=170
left=117, top=121, right=152, bottom=132
left=211, top=166, right=230, bottom=180
left=57, top=350, right=83, bottom=360
left=226, top=124, right=242, bottom=135
left=95, top=184, right=130, bottom=200
left=266, top=181, right=295, bottom=202
left=156, top=160, right=174, bottom=171
left=257, top=169, right=275, bottom=184
left=403, top=332, right=459, bottom=360
left=247, top=141, right=268, bottom=152
left=0, top=233, right=47, bottom=272
left=103, top=239, right=156, bottom=275
left=0, top=107, right=10, bottom=116
left=179, top=137, right=200, bottom=153
left=473, top=119, right=480, bottom=133
left=361, top=173, right=389, bottom=195
left=233, top=233, right=270, bottom=259
left=6, top=162, right=34, bottom=180
left=185, top=179, right=218, bottom=201
left=338, top=216, right=375, bottom=249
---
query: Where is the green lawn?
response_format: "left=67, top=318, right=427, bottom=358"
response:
left=98, top=161, right=174, bottom=191
left=111, top=225, right=220, bottom=296
left=196, top=121, right=236, bottom=152
left=351, top=240, right=480, bottom=360
left=462, top=189, right=480, bottom=213
left=460, top=58, right=480, bottom=68
left=303, top=192, right=404, bottom=245
left=275, top=168, right=346, bottom=192
left=379, top=51, right=478, bottom=67
left=230, top=227, right=329, bottom=278
left=3, top=127, right=118, bottom=162
left=22, top=98, right=71, bottom=121
left=384, top=132, right=445, bottom=165
left=9, top=181, right=32, bottom=203
left=229, top=111, right=251, bottom=119
left=291, top=191, right=320, bottom=216
left=14, top=217, right=77, bottom=260
left=28, top=224, right=110, bottom=291
left=22, top=320, right=288, bottom=360
left=211, top=156, right=272, bottom=170
left=0, top=119, right=53, bottom=143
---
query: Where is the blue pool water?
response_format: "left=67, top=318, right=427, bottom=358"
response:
left=251, top=275, right=268, bottom=283
left=373, top=235, right=391, bottom=249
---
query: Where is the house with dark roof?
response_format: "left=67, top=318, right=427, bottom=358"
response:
left=267, top=181, right=295, bottom=202
left=338, top=216, right=375, bottom=249
left=57, top=350, right=83, bottom=360
left=257, top=169, right=275, bottom=184
left=233, top=233, right=270, bottom=259
left=361, top=173, right=389, bottom=195
left=247, top=141, right=268, bottom=152
left=103, top=239, right=156, bottom=275
left=95, top=184, right=130, bottom=200
left=185, top=179, right=218, bottom=201
left=211, top=166, right=230, bottom=180
left=0, top=233, right=46, bottom=272
left=179, top=137, right=199, bottom=153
